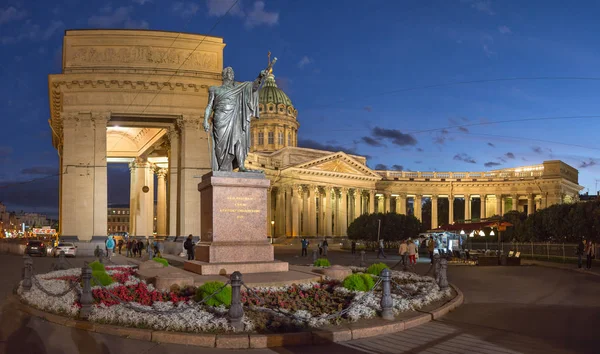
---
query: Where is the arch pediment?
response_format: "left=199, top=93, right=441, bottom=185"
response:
left=284, top=152, right=382, bottom=180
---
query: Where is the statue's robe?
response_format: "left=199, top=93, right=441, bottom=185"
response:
left=210, top=81, right=259, bottom=171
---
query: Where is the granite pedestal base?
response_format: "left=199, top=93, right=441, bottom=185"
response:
left=184, top=259, right=289, bottom=275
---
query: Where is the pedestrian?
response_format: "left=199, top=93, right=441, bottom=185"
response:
left=577, top=238, right=585, bottom=269
left=117, top=239, right=124, bottom=255
left=428, top=236, right=436, bottom=264
left=126, top=239, right=133, bottom=257
left=137, top=239, right=144, bottom=257
left=377, top=239, right=386, bottom=259
left=318, top=241, right=323, bottom=256
left=408, top=239, right=417, bottom=265
left=153, top=240, right=161, bottom=258
left=399, top=239, right=408, bottom=268
left=105, top=236, right=115, bottom=260
left=351, top=240, right=356, bottom=254
left=322, top=238, right=329, bottom=256
left=301, top=238, right=309, bottom=257
left=184, top=234, right=195, bottom=260
left=585, top=239, right=596, bottom=270
left=132, top=239, right=138, bottom=257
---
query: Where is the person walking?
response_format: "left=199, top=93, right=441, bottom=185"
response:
left=577, top=239, right=585, bottom=269
left=105, top=236, right=115, bottom=261
left=351, top=241, right=356, bottom=254
left=399, top=239, right=408, bottom=268
left=301, top=238, right=309, bottom=257
left=428, top=236, right=436, bottom=264
left=137, top=239, right=144, bottom=257
left=126, top=239, right=133, bottom=257
left=184, top=234, right=195, bottom=260
left=322, top=238, right=329, bottom=257
left=117, top=239, right=124, bottom=255
left=377, top=239, right=386, bottom=259
left=585, top=239, right=595, bottom=270
left=408, top=239, right=418, bottom=265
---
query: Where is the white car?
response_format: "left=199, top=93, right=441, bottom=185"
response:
left=53, top=242, right=77, bottom=257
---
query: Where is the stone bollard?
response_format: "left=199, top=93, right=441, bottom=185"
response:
left=57, top=250, right=67, bottom=270
left=360, top=250, right=366, bottom=267
left=228, top=271, right=244, bottom=332
left=312, top=249, right=318, bottom=264
left=79, top=263, right=94, bottom=319
left=433, top=253, right=441, bottom=283
left=380, top=268, right=393, bottom=320
left=22, top=255, right=33, bottom=292
left=438, top=257, right=449, bottom=289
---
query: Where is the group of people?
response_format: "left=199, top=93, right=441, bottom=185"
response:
left=577, top=239, right=596, bottom=269
left=300, top=238, right=329, bottom=257
left=398, top=239, right=419, bottom=266
left=104, top=235, right=162, bottom=260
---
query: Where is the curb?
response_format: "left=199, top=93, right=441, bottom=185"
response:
left=14, top=284, right=463, bottom=349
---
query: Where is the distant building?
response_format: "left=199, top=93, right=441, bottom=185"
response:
left=579, top=192, right=599, bottom=202
left=107, top=204, right=157, bottom=235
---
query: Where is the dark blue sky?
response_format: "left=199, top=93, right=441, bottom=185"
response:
left=1, top=0, right=599, bottom=217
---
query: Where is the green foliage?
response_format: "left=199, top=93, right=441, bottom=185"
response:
left=313, top=258, right=331, bottom=267
left=343, top=273, right=375, bottom=291
left=366, top=262, right=389, bottom=276
left=152, top=257, right=169, bottom=267
left=89, top=261, right=105, bottom=272
left=347, top=212, right=421, bottom=241
left=195, top=281, right=232, bottom=307
left=91, top=270, right=114, bottom=286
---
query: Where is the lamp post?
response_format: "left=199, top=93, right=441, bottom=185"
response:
left=270, top=220, right=275, bottom=244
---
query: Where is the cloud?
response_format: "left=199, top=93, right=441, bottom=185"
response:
left=21, top=166, right=58, bottom=175
left=391, top=164, right=403, bottom=171
left=483, top=44, right=496, bottom=57
left=371, top=127, right=417, bottom=146
left=484, top=161, right=502, bottom=168
left=88, top=6, right=149, bottom=29
left=453, top=153, right=476, bottom=164
left=414, top=161, right=422, bottom=164
left=462, top=0, right=494, bottom=15
left=498, top=25, right=512, bottom=34
left=245, top=1, right=279, bottom=28
left=416, top=148, right=423, bottom=152
left=297, top=56, right=313, bottom=68
left=297, top=139, right=357, bottom=155
left=133, top=0, right=152, bottom=4
left=375, top=164, right=388, bottom=170
left=487, top=142, right=495, bottom=147
left=458, top=126, right=469, bottom=133
left=172, top=2, right=200, bottom=18
left=580, top=160, right=597, bottom=169
left=1, top=20, right=64, bottom=45
left=0, top=146, right=12, bottom=157
left=206, top=0, right=244, bottom=17
left=505, top=152, right=515, bottom=159
left=0, top=175, right=59, bottom=209
left=532, top=146, right=543, bottom=154
left=361, top=136, right=385, bottom=147
left=0, top=6, right=27, bottom=25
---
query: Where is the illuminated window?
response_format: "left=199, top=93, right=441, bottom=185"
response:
left=278, top=132, right=283, bottom=145
left=268, top=132, right=274, bottom=144
left=258, top=132, right=264, bottom=145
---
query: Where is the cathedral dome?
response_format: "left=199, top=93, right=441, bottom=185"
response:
left=258, top=74, right=297, bottom=118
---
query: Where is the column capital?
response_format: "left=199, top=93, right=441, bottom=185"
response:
left=339, top=187, right=348, bottom=194
left=431, top=194, right=438, bottom=200
left=397, top=192, right=407, bottom=198
left=91, top=112, right=111, bottom=125
left=154, top=168, right=167, bottom=178
left=177, top=115, right=202, bottom=130
left=369, top=190, right=376, bottom=195
left=353, top=188, right=362, bottom=197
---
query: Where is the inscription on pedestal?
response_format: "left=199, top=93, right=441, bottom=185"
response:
left=220, top=196, right=260, bottom=219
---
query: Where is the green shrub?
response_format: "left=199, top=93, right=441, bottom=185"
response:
left=91, top=270, right=114, bottom=286
left=360, top=273, right=375, bottom=290
left=195, top=281, right=232, bottom=307
left=89, top=261, right=105, bottom=272
left=152, top=257, right=169, bottom=267
left=366, top=262, right=389, bottom=276
left=313, top=258, right=331, bottom=267
left=343, top=274, right=368, bottom=291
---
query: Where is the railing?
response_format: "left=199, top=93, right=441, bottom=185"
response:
left=467, top=242, right=599, bottom=264
left=376, top=166, right=545, bottom=180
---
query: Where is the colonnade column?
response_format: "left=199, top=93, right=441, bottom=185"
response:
left=308, top=186, right=317, bottom=236
left=431, top=195, right=438, bottom=229
left=448, top=195, right=454, bottom=224
left=480, top=195, right=486, bottom=219
left=369, top=190, right=375, bottom=214
left=397, top=193, right=407, bottom=215
left=324, top=187, right=333, bottom=237
left=285, top=186, right=293, bottom=236
left=511, top=194, right=518, bottom=211
left=414, top=195, right=422, bottom=221
left=276, top=188, right=285, bottom=236
left=130, top=158, right=154, bottom=236
left=527, top=194, right=534, bottom=215
left=128, top=161, right=137, bottom=236
left=384, top=193, right=391, bottom=213
left=377, top=195, right=384, bottom=213
left=496, top=195, right=503, bottom=217
left=167, top=126, right=179, bottom=237
left=353, top=189, right=362, bottom=220
left=464, top=194, right=471, bottom=221
left=302, top=187, right=309, bottom=235
left=156, top=168, right=167, bottom=237
left=339, top=188, right=348, bottom=236
left=291, top=185, right=300, bottom=237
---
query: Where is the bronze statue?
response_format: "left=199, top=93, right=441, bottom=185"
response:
left=203, top=55, right=277, bottom=172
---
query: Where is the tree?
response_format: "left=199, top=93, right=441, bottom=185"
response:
left=347, top=212, right=421, bottom=241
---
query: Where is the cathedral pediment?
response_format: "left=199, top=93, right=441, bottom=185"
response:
left=285, top=152, right=382, bottom=180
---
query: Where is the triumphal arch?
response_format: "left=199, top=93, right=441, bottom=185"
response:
left=49, top=29, right=223, bottom=241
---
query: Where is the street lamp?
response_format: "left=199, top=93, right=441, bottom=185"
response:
left=270, top=220, right=275, bottom=244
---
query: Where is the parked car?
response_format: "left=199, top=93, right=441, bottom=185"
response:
left=25, top=240, right=48, bottom=257
left=53, top=242, right=77, bottom=257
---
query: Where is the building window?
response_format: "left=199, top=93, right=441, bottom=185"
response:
left=288, top=133, right=292, bottom=146
left=278, top=132, right=283, bottom=145
left=268, top=132, right=274, bottom=144
left=258, top=132, right=264, bottom=145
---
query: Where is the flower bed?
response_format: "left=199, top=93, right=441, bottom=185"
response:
left=17, top=265, right=452, bottom=333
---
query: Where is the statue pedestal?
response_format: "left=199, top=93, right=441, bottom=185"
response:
left=184, top=171, right=288, bottom=275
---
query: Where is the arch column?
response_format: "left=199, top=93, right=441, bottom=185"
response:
left=155, top=168, right=167, bottom=236
left=431, top=195, right=438, bottom=229
left=167, top=127, right=180, bottom=237
left=130, top=158, right=154, bottom=237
